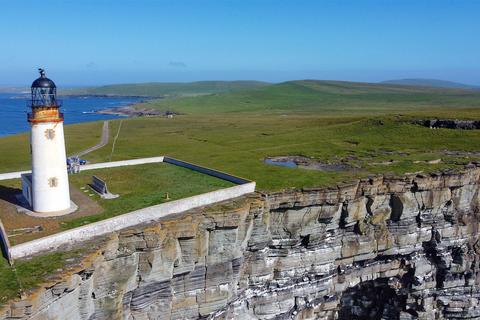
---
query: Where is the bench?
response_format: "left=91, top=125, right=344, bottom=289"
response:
left=89, top=175, right=119, bottom=199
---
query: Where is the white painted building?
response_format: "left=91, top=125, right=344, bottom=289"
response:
left=22, top=69, right=71, bottom=213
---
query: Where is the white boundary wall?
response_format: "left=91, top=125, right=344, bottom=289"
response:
left=10, top=181, right=256, bottom=259
left=0, top=170, right=31, bottom=181
left=80, top=156, right=164, bottom=171
left=0, top=157, right=165, bottom=181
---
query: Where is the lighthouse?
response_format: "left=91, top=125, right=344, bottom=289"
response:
left=21, top=69, right=71, bottom=213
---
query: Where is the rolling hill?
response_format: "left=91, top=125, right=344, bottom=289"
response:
left=61, top=80, right=269, bottom=97
left=381, top=78, right=478, bottom=90
left=140, top=79, right=480, bottom=114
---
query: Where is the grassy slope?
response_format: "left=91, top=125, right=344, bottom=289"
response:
left=139, top=80, right=480, bottom=114
left=0, top=250, right=84, bottom=305
left=2, top=80, right=480, bottom=189
left=62, top=80, right=269, bottom=97
left=90, top=80, right=480, bottom=190
left=381, top=78, right=479, bottom=90
left=78, top=113, right=480, bottom=190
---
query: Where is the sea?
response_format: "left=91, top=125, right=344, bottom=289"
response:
left=0, top=93, right=143, bottom=137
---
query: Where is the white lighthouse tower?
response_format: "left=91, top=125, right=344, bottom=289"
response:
left=21, top=69, right=71, bottom=213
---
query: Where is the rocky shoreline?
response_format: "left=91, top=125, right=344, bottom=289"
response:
left=59, top=94, right=165, bottom=118
left=96, top=105, right=180, bottom=117
left=95, top=105, right=165, bottom=117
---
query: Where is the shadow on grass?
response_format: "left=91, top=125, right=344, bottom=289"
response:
left=0, top=185, right=21, bottom=206
left=0, top=186, right=18, bottom=264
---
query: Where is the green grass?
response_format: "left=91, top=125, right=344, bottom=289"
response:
left=0, top=250, right=83, bottom=305
left=139, top=80, right=480, bottom=114
left=61, top=80, right=269, bottom=97
left=2, top=80, right=480, bottom=191
left=60, top=112, right=479, bottom=191
left=64, top=163, right=234, bottom=229
left=381, top=78, right=479, bottom=89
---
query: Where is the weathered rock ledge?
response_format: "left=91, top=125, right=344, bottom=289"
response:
left=416, top=119, right=480, bottom=130
left=2, top=165, right=480, bottom=319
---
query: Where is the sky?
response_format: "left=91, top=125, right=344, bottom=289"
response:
left=0, top=0, right=479, bottom=86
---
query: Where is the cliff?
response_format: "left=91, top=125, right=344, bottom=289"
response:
left=1, top=164, right=480, bottom=319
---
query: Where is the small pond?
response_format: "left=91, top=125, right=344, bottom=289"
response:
left=264, top=156, right=351, bottom=172
left=264, top=158, right=298, bottom=168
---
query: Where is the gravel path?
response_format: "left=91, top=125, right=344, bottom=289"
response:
left=74, top=121, right=110, bottom=157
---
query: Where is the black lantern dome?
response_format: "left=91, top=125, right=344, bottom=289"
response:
left=30, top=68, right=58, bottom=108
left=32, top=70, right=56, bottom=88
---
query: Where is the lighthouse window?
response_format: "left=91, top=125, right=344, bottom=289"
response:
left=45, top=129, right=56, bottom=140
left=48, top=177, right=58, bottom=188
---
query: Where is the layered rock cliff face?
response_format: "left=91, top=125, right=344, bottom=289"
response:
left=2, top=165, right=480, bottom=320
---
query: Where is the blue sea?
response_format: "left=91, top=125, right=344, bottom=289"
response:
left=0, top=93, right=143, bottom=137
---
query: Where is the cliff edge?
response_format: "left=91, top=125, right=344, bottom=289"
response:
left=1, top=164, right=480, bottom=319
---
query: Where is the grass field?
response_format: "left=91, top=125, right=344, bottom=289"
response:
left=64, top=163, right=234, bottom=229
left=138, top=80, right=480, bottom=114
left=2, top=80, right=480, bottom=190
left=71, top=113, right=479, bottom=190
left=0, top=250, right=85, bottom=305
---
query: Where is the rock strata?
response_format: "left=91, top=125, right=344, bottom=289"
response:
left=2, top=165, right=480, bottom=319
left=416, top=119, right=480, bottom=130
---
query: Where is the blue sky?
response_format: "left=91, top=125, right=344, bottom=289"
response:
left=1, top=0, right=479, bottom=86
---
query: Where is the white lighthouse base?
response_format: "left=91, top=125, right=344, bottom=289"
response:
left=17, top=172, right=77, bottom=217
left=15, top=192, right=78, bottom=217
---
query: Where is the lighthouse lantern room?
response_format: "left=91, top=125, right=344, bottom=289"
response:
left=21, top=69, right=71, bottom=214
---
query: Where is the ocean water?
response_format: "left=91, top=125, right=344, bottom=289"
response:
left=0, top=93, right=143, bottom=137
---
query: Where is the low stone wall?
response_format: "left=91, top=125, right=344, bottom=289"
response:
left=10, top=181, right=256, bottom=259
left=0, top=170, right=30, bottom=181
left=80, top=156, right=165, bottom=171
left=0, top=157, right=166, bottom=181
left=164, top=157, right=251, bottom=184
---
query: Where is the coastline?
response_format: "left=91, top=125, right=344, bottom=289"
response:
left=59, top=94, right=167, bottom=117
left=95, top=105, right=164, bottom=117
left=59, top=94, right=156, bottom=99
left=95, top=104, right=181, bottom=117
left=0, top=93, right=146, bottom=137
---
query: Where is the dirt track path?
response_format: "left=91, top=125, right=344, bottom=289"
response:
left=74, top=121, right=109, bottom=158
